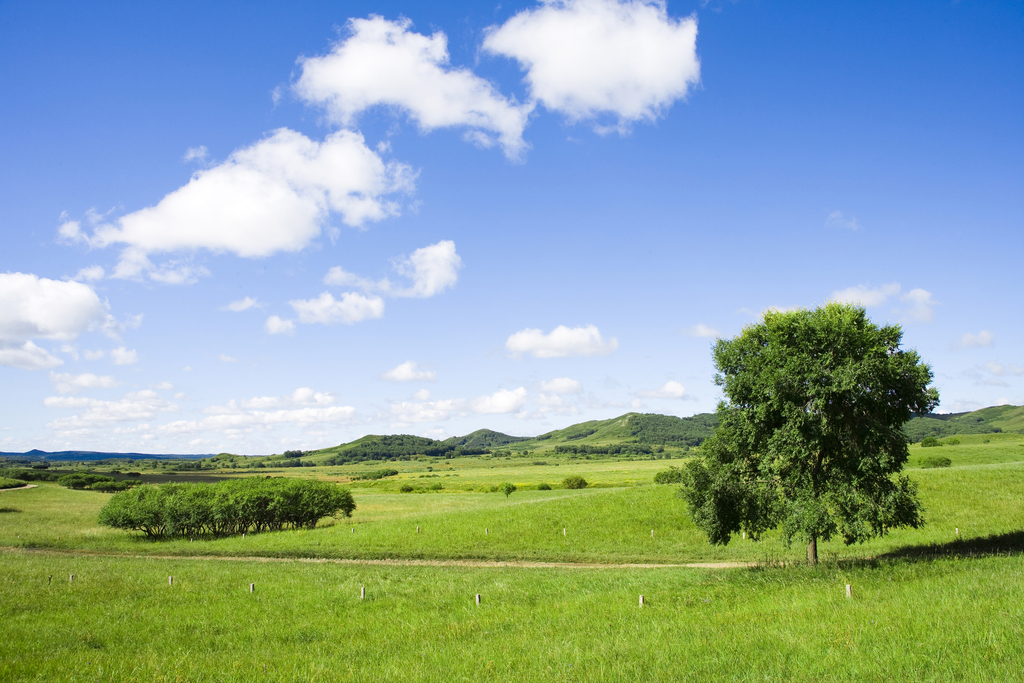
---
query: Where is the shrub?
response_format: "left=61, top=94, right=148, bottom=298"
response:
left=98, top=477, right=355, bottom=538
left=498, top=482, right=516, bottom=499
left=89, top=480, right=137, bottom=493
left=428, top=483, right=443, bottom=491
left=0, top=477, right=25, bottom=489
left=921, top=456, right=952, bottom=469
left=537, top=483, right=551, bottom=490
left=653, top=466, right=684, bottom=484
left=562, top=475, right=588, bottom=489
left=944, top=437, right=961, bottom=446
left=399, top=483, right=414, bottom=493
left=58, top=473, right=118, bottom=490
left=921, top=437, right=941, bottom=448
left=357, top=468, right=399, bottom=481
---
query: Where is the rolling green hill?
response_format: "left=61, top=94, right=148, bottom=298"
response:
left=294, top=412, right=719, bottom=465
left=904, top=405, right=1024, bottom=442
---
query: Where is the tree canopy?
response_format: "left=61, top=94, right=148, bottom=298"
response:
left=680, top=303, right=938, bottom=564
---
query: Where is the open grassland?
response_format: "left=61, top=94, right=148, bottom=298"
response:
left=1, top=550, right=1021, bottom=682
left=2, top=457, right=1022, bottom=564
left=2, top=439, right=1023, bottom=681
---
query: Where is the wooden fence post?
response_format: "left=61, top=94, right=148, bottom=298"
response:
left=475, top=594, right=481, bottom=606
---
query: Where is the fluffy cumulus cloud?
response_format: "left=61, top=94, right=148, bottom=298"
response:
left=223, top=297, right=259, bottom=312
left=60, top=129, right=415, bottom=281
left=687, top=323, right=718, bottom=338
left=637, top=380, right=687, bottom=399
left=541, top=377, right=582, bottom=394
left=159, top=388, right=357, bottom=437
left=285, top=240, right=460, bottom=332
left=484, top=0, right=700, bottom=128
left=382, top=361, right=436, bottom=382
left=296, top=16, right=532, bottom=159
left=45, top=390, right=179, bottom=431
left=0, top=273, right=112, bottom=369
left=957, top=330, right=994, bottom=349
left=389, top=397, right=463, bottom=424
left=110, top=347, right=138, bottom=365
left=324, top=240, right=462, bottom=298
left=470, top=387, right=528, bottom=414
left=265, top=316, right=296, bottom=335
left=50, top=372, right=119, bottom=395
left=830, top=282, right=936, bottom=323
left=506, top=324, right=618, bottom=358
left=289, top=292, right=385, bottom=325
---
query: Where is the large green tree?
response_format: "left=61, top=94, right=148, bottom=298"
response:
left=681, top=303, right=938, bottom=564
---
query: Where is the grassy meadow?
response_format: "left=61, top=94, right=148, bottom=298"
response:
left=1, top=437, right=1023, bottom=681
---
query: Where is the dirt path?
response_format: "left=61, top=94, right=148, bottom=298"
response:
left=0, top=484, right=38, bottom=492
left=0, top=546, right=751, bottom=570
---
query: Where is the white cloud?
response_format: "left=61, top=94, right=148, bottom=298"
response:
left=153, top=381, right=174, bottom=390
left=484, top=0, right=700, bottom=128
left=223, top=297, right=259, bottom=312
left=289, top=292, right=385, bottom=325
left=183, top=145, right=208, bottom=162
left=154, top=388, right=355, bottom=437
left=826, top=210, right=861, bottom=231
left=72, top=265, right=105, bottom=282
left=0, top=341, right=63, bottom=370
left=830, top=282, right=936, bottom=323
left=265, top=316, right=296, bottom=335
left=984, top=362, right=1024, bottom=377
left=218, top=354, right=238, bottom=363
left=956, top=330, right=993, bottom=349
left=45, top=390, right=178, bottom=430
left=413, top=389, right=431, bottom=401
left=831, top=282, right=902, bottom=308
left=324, top=240, right=462, bottom=304
left=83, top=349, right=105, bottom=361
left=296, top=16, right=532, bottom=160
left=899, top=288, right=936, bottom=323
left=541, top=377, right=582, bottom=394
left=230, top=387, right=337, bottom=410
left=389, top=397, right=463, bottom=424
left=390, top=240, right=462, bottom=297
left=506, top=324, right=618, bottom=358
left=471, top=387, right=528, bottom=414
left=50, top=372, right=120, bottom=394
left=111, top=347, right=138, bottom=365
left=65, top=129, right=415, bottom=282
left=0, top=273, right=107, bottom=344
left=382, top=361, right=436, bottom=382
left=687, top=323, right=718, bottom=338
left=637, top=380, right=687, bottom=399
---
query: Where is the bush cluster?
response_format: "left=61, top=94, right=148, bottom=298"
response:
left=653, top=466, right=684, bottom=484
left=58, top=473, right=137, bottom=492
left=354, top=468, right=399, bottom=481
left=562, top=475, right=588, bottom=489
left=97, top=477, right=355, bottom=538
left=920, top=456, right=952, bottom=469
left=0, top=477, right=26, bottom=489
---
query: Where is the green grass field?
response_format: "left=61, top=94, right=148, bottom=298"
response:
left=1, top=550, right=1020, bottom=682
left=2, top=440, right=1023, bottom=681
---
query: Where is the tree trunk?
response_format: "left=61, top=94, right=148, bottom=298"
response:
left=806, top=536, right=818, bottom=565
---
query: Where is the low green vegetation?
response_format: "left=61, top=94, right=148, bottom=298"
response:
left=98, top=478, right=355, bottom=538
left=1, top=408, right=1022, bottom=681
left=0, top=477, right=25, bottom=489
left=1, top=550, right=1021, bottom=682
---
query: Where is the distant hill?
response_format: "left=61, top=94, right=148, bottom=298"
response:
left=903, top=405, right=1024, bottom=442
left=442, top=429, right=530, bottom=449
left=0, top=449, right=210, bottom=463
left=299, top=412, right=719, bottom=465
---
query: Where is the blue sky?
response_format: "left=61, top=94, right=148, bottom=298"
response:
left=1, top=0, right=1021, bottom=454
